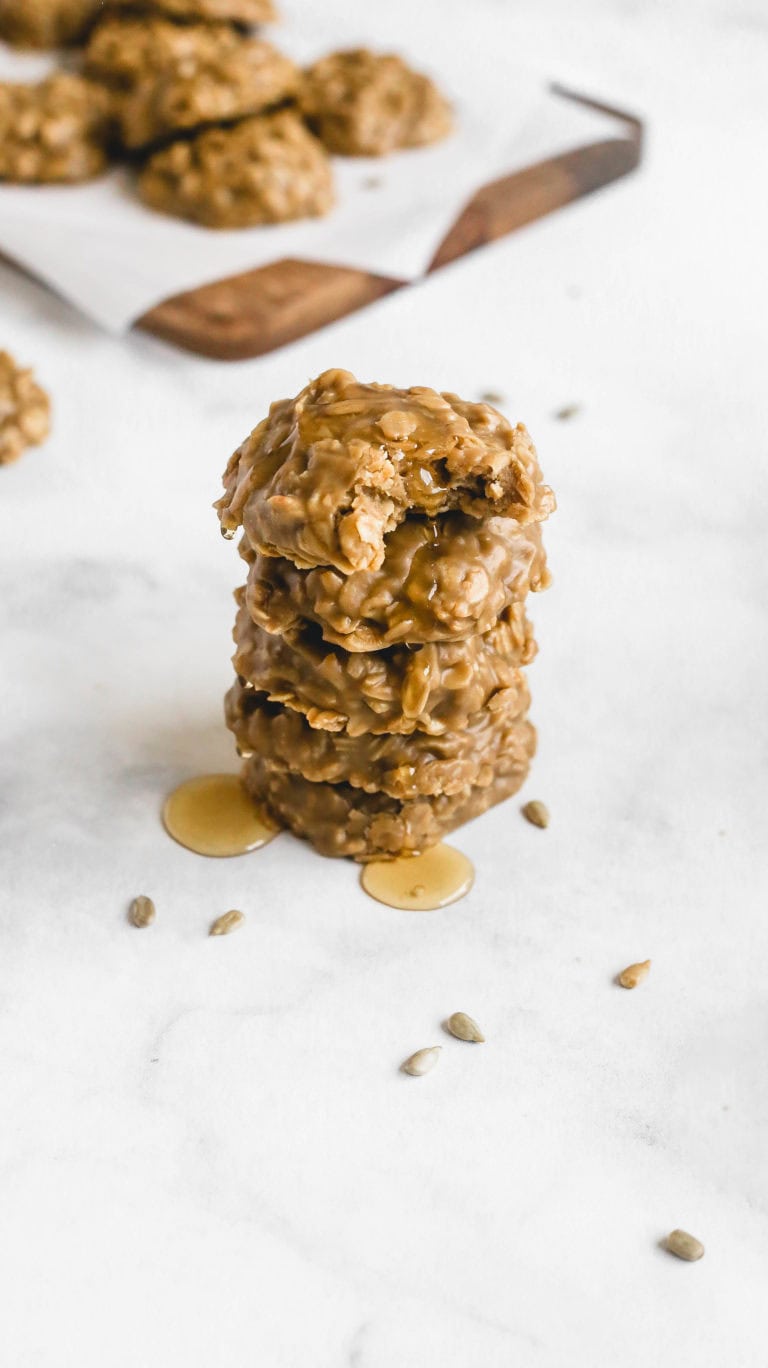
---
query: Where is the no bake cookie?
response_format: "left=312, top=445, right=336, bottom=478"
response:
left=0, top=73, right=111, bottom=183
left=227, top=684, right=534, bottom=800
left=104, top=0, right=277, bottom=24
left=217, top=369, right=555, bottom=574
left=0, top=0, right=101, bottom=48
left=138, top=109, right=333, bottom=226
left=241, top=513, right=549, bottom=650
left=0, top=351, right=51, bottom=465
left=243, top=751, right=533, bottom=861
left=117, top=35, right=298, bottom=148
left=84, top=15, right=242, bottom=91
left=231, top=602, right=534, bottom=737
left=299, top=48, right=452, bottom=156
left=219, top=370, right=553, bottom=861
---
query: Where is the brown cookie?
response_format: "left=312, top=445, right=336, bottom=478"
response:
left=299, top=48, right=452, bottom=156
left=0, top=0, right=101, bottom=48
left=0, top=351, right=51, bottom=466
left=240, top=513, right=549, bottom=651
left=137, top=109, right=334, bottom=227
left=226, top=682, right=534, bottom=800
left=242, top=748, right=533, bottom=861
left=216, top=369, right=555, bottom=575
left=104, top=0, right=277, bottom=23
left=84, top=15, right=242, bottom=91
left=231, top=602, right=534, bottom=738
left=117, top=35, right=298, bottom=149
left=0, top=74, right=111, bottom=183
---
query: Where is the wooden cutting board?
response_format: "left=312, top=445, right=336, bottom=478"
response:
left=136, top=88, right=642, bottom=361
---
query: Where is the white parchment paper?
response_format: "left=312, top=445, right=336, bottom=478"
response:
left=0, top=27, right=623, bottom=332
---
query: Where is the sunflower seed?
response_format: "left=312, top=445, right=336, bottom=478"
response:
left=129, top=895, right=155, bottom=928
left=401, top=1046, right=441, bottom=1076
left=209, top=909, right=245, bottom=937
left=522, top=799, right=550, bottom=829
left=666, top=1229, right=704, bottom=1262
left=618, top=959, right=651, bottom=989
left=447, top=1011, right=485, bottom=1043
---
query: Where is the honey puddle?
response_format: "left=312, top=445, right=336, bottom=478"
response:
left=162, top=773, right=279, bottom=857
left=361, top=843, right=474, bottom=910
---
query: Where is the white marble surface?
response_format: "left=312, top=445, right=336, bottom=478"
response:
left=1, top=1, right=767, bottom=1363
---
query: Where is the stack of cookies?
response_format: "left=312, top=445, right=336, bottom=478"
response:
left=1, top=0, right=453, bottom=229
left=216, top=369, right=555, bottom=862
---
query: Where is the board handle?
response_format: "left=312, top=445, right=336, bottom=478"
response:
left=137, top=91, right=643, bottom=361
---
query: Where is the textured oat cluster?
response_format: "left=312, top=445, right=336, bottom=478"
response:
left=84, top=16, right=246, bottom=91
left=218, top=370, right=555, bottom=861
left=0, top=73, right=110, bottom=184
left=300, top=49, right=453, bottom=156
left=219, top=369, right=555, bottom=573
left=116, top=36, right=298, bottom=149
left=105, top=0, right=277, bottom=21
left=0, top=0, right=101, bottom=48
left=0, top=1, right=452, bottom=225
left=0, top=350, right=51, bottom=466
left=138, top=111, right=333, bottom=227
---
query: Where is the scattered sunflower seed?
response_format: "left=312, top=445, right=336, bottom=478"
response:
left=665, top=1229, right=704, bottom=1262
left=618, top=959, right=651, bottom=989
left=521, top=799, right=550, bottom=829
left=209, top=909, right=245, bottom=937
left=480, top=390, right=505, bottom=406
left=447, top=1011, right=485, bottom=1043
left=401, top=1046, right=441, bottom=1076
left=129, top=895, right=156, bottom=928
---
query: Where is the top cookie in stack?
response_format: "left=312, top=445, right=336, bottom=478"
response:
left=217, top=370, right=555, bottom=861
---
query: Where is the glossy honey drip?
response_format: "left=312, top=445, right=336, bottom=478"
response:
left=361, top=843, right=474, bottom=910
left=162, top=773, right=279, bottom=857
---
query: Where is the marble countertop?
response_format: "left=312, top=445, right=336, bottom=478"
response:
left=1, top=0, right=767, bottom=1363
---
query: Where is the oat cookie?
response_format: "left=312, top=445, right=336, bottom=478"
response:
left=84, top=15, right=240, bottom=91
left=104, top=0, right=275, bottom=22
left=105, top=0, right=277, bottom=24
left=138, top=109, right=334, bottom=227
left=232, top=602, right=534, bottom=737
left=0, top=351, right=51, bottom=466
left=243, top=751, right=532, bottom=861
left=0, top=0, right=101, bottom=48
left=217, top=369, right=555, bottom=573
left=118, top=35, right=298, bottom=148
left=0, top=74, right=110, bottom=183
left=227, top=685, right=535, bottom=800
left=241, top=513, right=549, bottom=651
left=299, top=48, right=452, bottom=156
